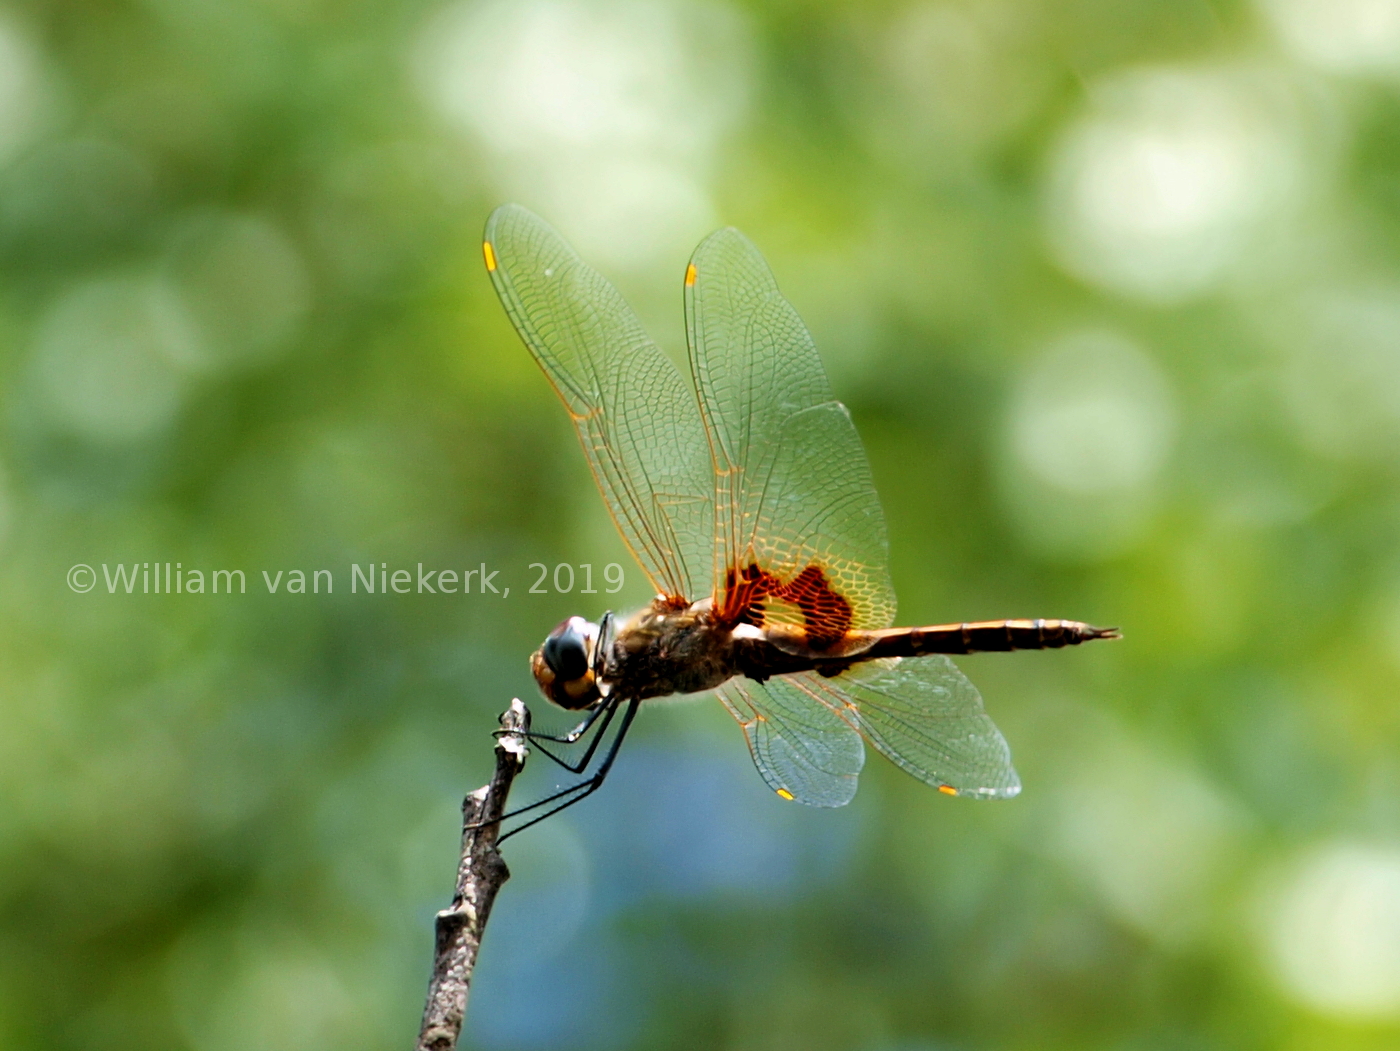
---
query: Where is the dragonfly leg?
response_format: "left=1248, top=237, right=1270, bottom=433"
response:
left=497, top=701, right=608, bottom=745
left=523, top=701, right=618, bottom=775
left=497, top=698, right=638, bottom=843
left=464, top=698, right=639, bottom=842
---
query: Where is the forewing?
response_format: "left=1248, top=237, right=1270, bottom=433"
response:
left=715, top=678, right=864, bottom=807
left=485, top=204, right=712, bottom=602
left=684, top=229, right=896, bottom=640
left=786, top=657, right=1021, bottom=799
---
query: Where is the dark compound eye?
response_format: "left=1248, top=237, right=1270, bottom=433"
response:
left=542, top=621, right=589, bottom=680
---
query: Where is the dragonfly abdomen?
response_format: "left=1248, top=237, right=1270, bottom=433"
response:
left=868, top=619, right=1119, bottom=657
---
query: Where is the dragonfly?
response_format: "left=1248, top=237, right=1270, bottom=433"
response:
left=481, top=203, right=1118, bottom=839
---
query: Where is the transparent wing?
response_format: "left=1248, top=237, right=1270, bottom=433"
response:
left=786, top=657, right=1021, bottom=799
left=484, top=205, right=713, bottom=602
left=715, top=677, right=864, bottom=807
left=684, top=229, right=896, bottom=645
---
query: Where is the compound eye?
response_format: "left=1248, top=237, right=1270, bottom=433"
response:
left=542, top=619, right=589, bottom=681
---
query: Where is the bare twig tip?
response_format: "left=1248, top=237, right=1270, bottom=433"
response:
left=496, top=698, right=531, bottom=763
left=416, top=700, right=532, bottom=1051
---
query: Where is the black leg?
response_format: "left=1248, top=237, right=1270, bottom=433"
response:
left=528, top=701, right=619, bottom=774
left=485, top=700, right=630, bottom=824
left=496, top=698, right=639, bottom=843
left=464, top=698, right=627, bottom=833
left=498, top=699, right=641, bottom=845
left=499, top=702, right=608, bottom=745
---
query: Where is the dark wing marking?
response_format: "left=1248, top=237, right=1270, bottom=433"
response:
left=684, top=229, right=896, bottom=640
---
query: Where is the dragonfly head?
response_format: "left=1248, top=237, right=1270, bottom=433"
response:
left=532, top=615, right=602, bottom=710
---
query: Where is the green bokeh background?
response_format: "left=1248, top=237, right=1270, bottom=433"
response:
left=4, top=0, right=1400, bottom=1048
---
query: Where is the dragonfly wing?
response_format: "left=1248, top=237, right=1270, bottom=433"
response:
left=684, top=229, right=896, bottom=642
left=783, top=657, right=1021, bottom=799
left=716, top=677, right=864, bottom=807
left=485, top=204, right=712, bottom=602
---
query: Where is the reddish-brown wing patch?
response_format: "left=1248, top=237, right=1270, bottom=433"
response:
left=718, top=562, right=853, bottom=649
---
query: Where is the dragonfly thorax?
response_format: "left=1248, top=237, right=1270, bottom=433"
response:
left=599, top=599, right=745, bottom=703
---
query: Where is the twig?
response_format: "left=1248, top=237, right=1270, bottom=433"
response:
left=415, top=699, right=530, bottom=1051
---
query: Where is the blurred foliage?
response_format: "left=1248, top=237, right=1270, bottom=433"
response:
left=3, top=0, right=1400, bottom=1049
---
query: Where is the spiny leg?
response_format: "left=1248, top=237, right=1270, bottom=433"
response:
left=490, top=698, right=640, bottom=844
left=525, top=701, right=619, bottom=775
left=465, top=697, right=628, bottom=832
left=500, top=701, right=609, bottom=745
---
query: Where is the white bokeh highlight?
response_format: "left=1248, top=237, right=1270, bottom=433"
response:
left=1011, top=328, right=1176, bottom=495
left=1271, top=284, right=1400, bottom=459
left=415, top=0, right=752, bottom=268
left=1261, top=843, right=1400, bottom=1018
left=1260, top=0, right=1400, bottom=76
left=855, top=2, right=1048, bottom=165
left=1001, top=328, right=1176, bottom=557
left=0, top=16, right=48, bottom=167
left=32, top=276, right=201, bottom=443
left=1051, top=716, right=1247, bottom=942
left=1045, top=66, right=1312, bottom=303
left=165, top=212, right=310, bottom=371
